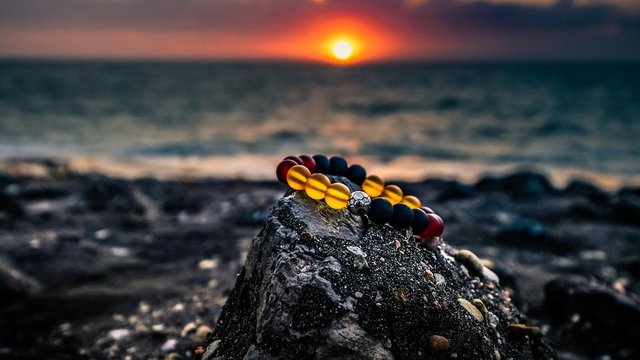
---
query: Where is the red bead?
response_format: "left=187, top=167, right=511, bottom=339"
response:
left=283, top=155, right=304, bottom=165
left=421, top=206, right=434, bottom=214
left=299, top=155, right=316, bottom=173
left=276, top=160, right=298, bottom=183
left=420, top=213, right=444, bottom=239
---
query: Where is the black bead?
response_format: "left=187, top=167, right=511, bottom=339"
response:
left=329, top=156, right=348, bottom=176
left=368, top=198, right=393, bottom=224
left=346, top=164, right=367, bottom=184
left=411, top=208, right=429, bottom=234
left=312, top=154, right=330, bottom=174
left=391, top=203, right=414, bottom=229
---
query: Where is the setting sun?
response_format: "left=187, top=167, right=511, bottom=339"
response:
left=332, top=40, right=353, bottom=61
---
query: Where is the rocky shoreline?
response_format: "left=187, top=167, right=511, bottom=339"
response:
left=1, top=166, right=639, bottom=359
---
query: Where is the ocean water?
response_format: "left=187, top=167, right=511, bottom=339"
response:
left=0, top=60, right=639, bottom=186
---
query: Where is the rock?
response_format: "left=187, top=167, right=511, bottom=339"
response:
left=544, top=276, right=640, bottom=355
left=563, top=180, right=610, bottom=204
left=474, top=176, right=503, bottom=192
left=476, top=172, right=556, bottom=199
left=436, top=181, right=475, bottom=202
left=82, top=175, right=144, bottom=214
left=202, top=183, right=554, bottom=359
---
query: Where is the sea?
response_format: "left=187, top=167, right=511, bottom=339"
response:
left=1, top=60, right=639, bottom=188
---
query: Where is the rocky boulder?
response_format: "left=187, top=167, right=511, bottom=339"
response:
left=202, top=185, right=555, bottom=359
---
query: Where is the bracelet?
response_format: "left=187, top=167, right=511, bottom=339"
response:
left=275, top=154, right=445, bottom=240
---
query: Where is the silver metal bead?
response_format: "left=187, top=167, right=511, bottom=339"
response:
left=347, top=191, right=371, bottom=215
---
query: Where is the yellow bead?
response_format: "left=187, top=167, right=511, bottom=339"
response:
left=400, top=195, right=422, bottom=209
left=325, top=183, right=351, bottom=209
left=286, top=164, right=311, bottom=190
left=381, top=184, right=403, bottom=204
left=305, top=173, right=331, bottom=200
left=362, top=175, right=385, bottom=197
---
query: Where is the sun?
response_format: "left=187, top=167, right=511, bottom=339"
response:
left=332, top=40, right=353, bottom=61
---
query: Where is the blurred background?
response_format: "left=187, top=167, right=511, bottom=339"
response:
left=0, top=0, right=639, bottom=187
left=0, top=1, right=639, bottom=359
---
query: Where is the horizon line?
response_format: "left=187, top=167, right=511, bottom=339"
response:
left=1, top=55, right=640, bottom=66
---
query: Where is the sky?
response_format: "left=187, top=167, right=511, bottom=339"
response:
left=0, top=0, right=638, bottom=62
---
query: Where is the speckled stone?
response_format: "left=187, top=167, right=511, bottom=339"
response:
left=201, top=176, right=555, bottom=360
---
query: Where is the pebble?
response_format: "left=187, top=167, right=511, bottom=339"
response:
left=612, top=281, right=625, bottom=294
left=135, top=323, right=149, bottom=334
left=482, top=267, right=500, bottom=284
left=429, top=335, right=450, bottom=350
left=108, top=328, right=130, bottom=340
left=507, top=323, right=540, bottom=338
left=353, top=255, right=369, bottom=270
left=354, top=291, right=363, bottom=298
left=198, top=259, right=219, bottom=270
left=138, top=302, right=150, bottom=314
left=458, top=298, right=484, bottom=322
left=434, top=273, right=446, bottom=289
left=110, top=247, right=130, bottom=257
left=454, top=249, right=484, bottom=277
left=579, top=250, right=607, bottom=261
left=180, top=322, right=197, bottom=337
left=393, top=288, right=409, bottom=304
left=486, top=312, right=500, bottom=328
left=346, top=246, right=367, bottom=257
left=472, top=298, right=489, bottom=315
left=94, top=229, right=111, bottom=241
left=192, top=325, right=213, bottom=345
left=161, top=338, right=178, bottom=352
left=164, top=352, right=182, bottom=360
left=300, top=232, right=314, bottom=242
left=195, top=347, right=205, bottom=356
left=480, top=259, right=494, bottom=269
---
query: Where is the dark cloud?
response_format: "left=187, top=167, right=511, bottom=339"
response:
left=0, top=0, right=638, bottom=59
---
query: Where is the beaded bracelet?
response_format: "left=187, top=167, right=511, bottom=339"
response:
left=275, top=154, right=445, bottom=240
